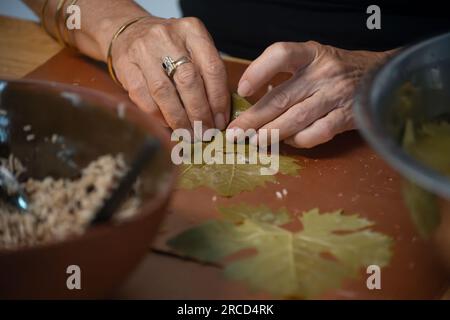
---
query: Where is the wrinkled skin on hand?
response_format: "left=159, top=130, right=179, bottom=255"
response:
left=112, top=17, right=391, bottom=149
left=112, top=16, right=230, bottom=131
left=230, top=41, right=392, bottom=148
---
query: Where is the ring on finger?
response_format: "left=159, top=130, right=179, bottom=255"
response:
left=162, top=56, right=192, bottom=78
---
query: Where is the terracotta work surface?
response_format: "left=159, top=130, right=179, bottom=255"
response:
left=22, top=48, right=449, bottom=299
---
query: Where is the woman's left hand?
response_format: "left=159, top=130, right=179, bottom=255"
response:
left=228, top=41, right=392, bottom=148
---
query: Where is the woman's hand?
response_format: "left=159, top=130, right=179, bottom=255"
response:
left=112, top=16, right=230, bottom=131
left=229, top=41, right=392, bottom=148
left=22, top=1, right=230, bottom=131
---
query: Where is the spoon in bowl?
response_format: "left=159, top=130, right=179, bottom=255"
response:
left=91, top=137, right=161, bottom=225
left=0, top=166, right=29, bottom=211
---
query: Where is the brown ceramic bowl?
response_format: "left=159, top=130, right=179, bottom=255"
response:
left=0, top=79, right=176, bottom=299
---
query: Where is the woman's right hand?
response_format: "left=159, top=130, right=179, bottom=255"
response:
left=111, top=16, right=230, bottom=131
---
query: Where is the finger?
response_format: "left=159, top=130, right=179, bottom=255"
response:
left=238, top=41, right=317, bottom=97
left=118, top=62, right=167, bottom=126
left=138, top=58, right=192, bottom=130
left=187, top=38, right=230, bottom=130
left=172, top=55, right=215, bottom=130
left=251, top=91, right=336, bottom=145
left=228, top=71, right=316, bottom=132
left=284, top=106, right=354, bottom=149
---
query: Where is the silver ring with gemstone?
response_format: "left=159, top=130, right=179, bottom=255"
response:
left=162, top=56, right=191, bottom=78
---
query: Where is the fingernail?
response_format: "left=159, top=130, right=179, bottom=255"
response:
left=192, top=122, right=209, bottom=142
left=238, top=80, right=252, bottom=97
left=225, top=128, right=236, bottom=143
left=214, top=113, right=226, bottom=130
left=249, top=134, right=258, bottom=146
left=226, top=127, right=243, bottom=143
left=188, top=129, right=195, bottom=143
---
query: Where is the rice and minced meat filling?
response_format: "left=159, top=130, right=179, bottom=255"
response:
left=0, top=154, right=141, bottom=249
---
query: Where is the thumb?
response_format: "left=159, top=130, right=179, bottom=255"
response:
left=237, top=41, right=317, bottom=97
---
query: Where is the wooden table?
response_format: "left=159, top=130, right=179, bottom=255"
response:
left=1, top=14, right=449, bottom=300
left=0, top=16, right=60, bottom=78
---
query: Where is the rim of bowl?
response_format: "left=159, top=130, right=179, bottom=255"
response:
left=0, top=78, right=177, bottom=254
left=354, top=32, right=450, bottom=200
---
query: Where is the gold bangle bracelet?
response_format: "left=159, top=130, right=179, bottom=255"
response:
left=40, top=0, right=51, bottom=35
left=107, top=16, right=149, bottom=87
left=63, top=0, right=79, bottom=48
left=54, top=0, right=67, bottom=46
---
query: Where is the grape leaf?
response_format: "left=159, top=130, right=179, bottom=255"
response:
left=405, top=120, right=450, bottom=177
left=178, top=147, right=301, bottom=197
left=168, top=204, right=393, bottom=299
left=401, top=119, right=449, bottom=238
left=177, top=94, right=301, bottom=197
left=402, top=180, right=440, bottom=238
left=231, top=93, right=252, bottom=120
